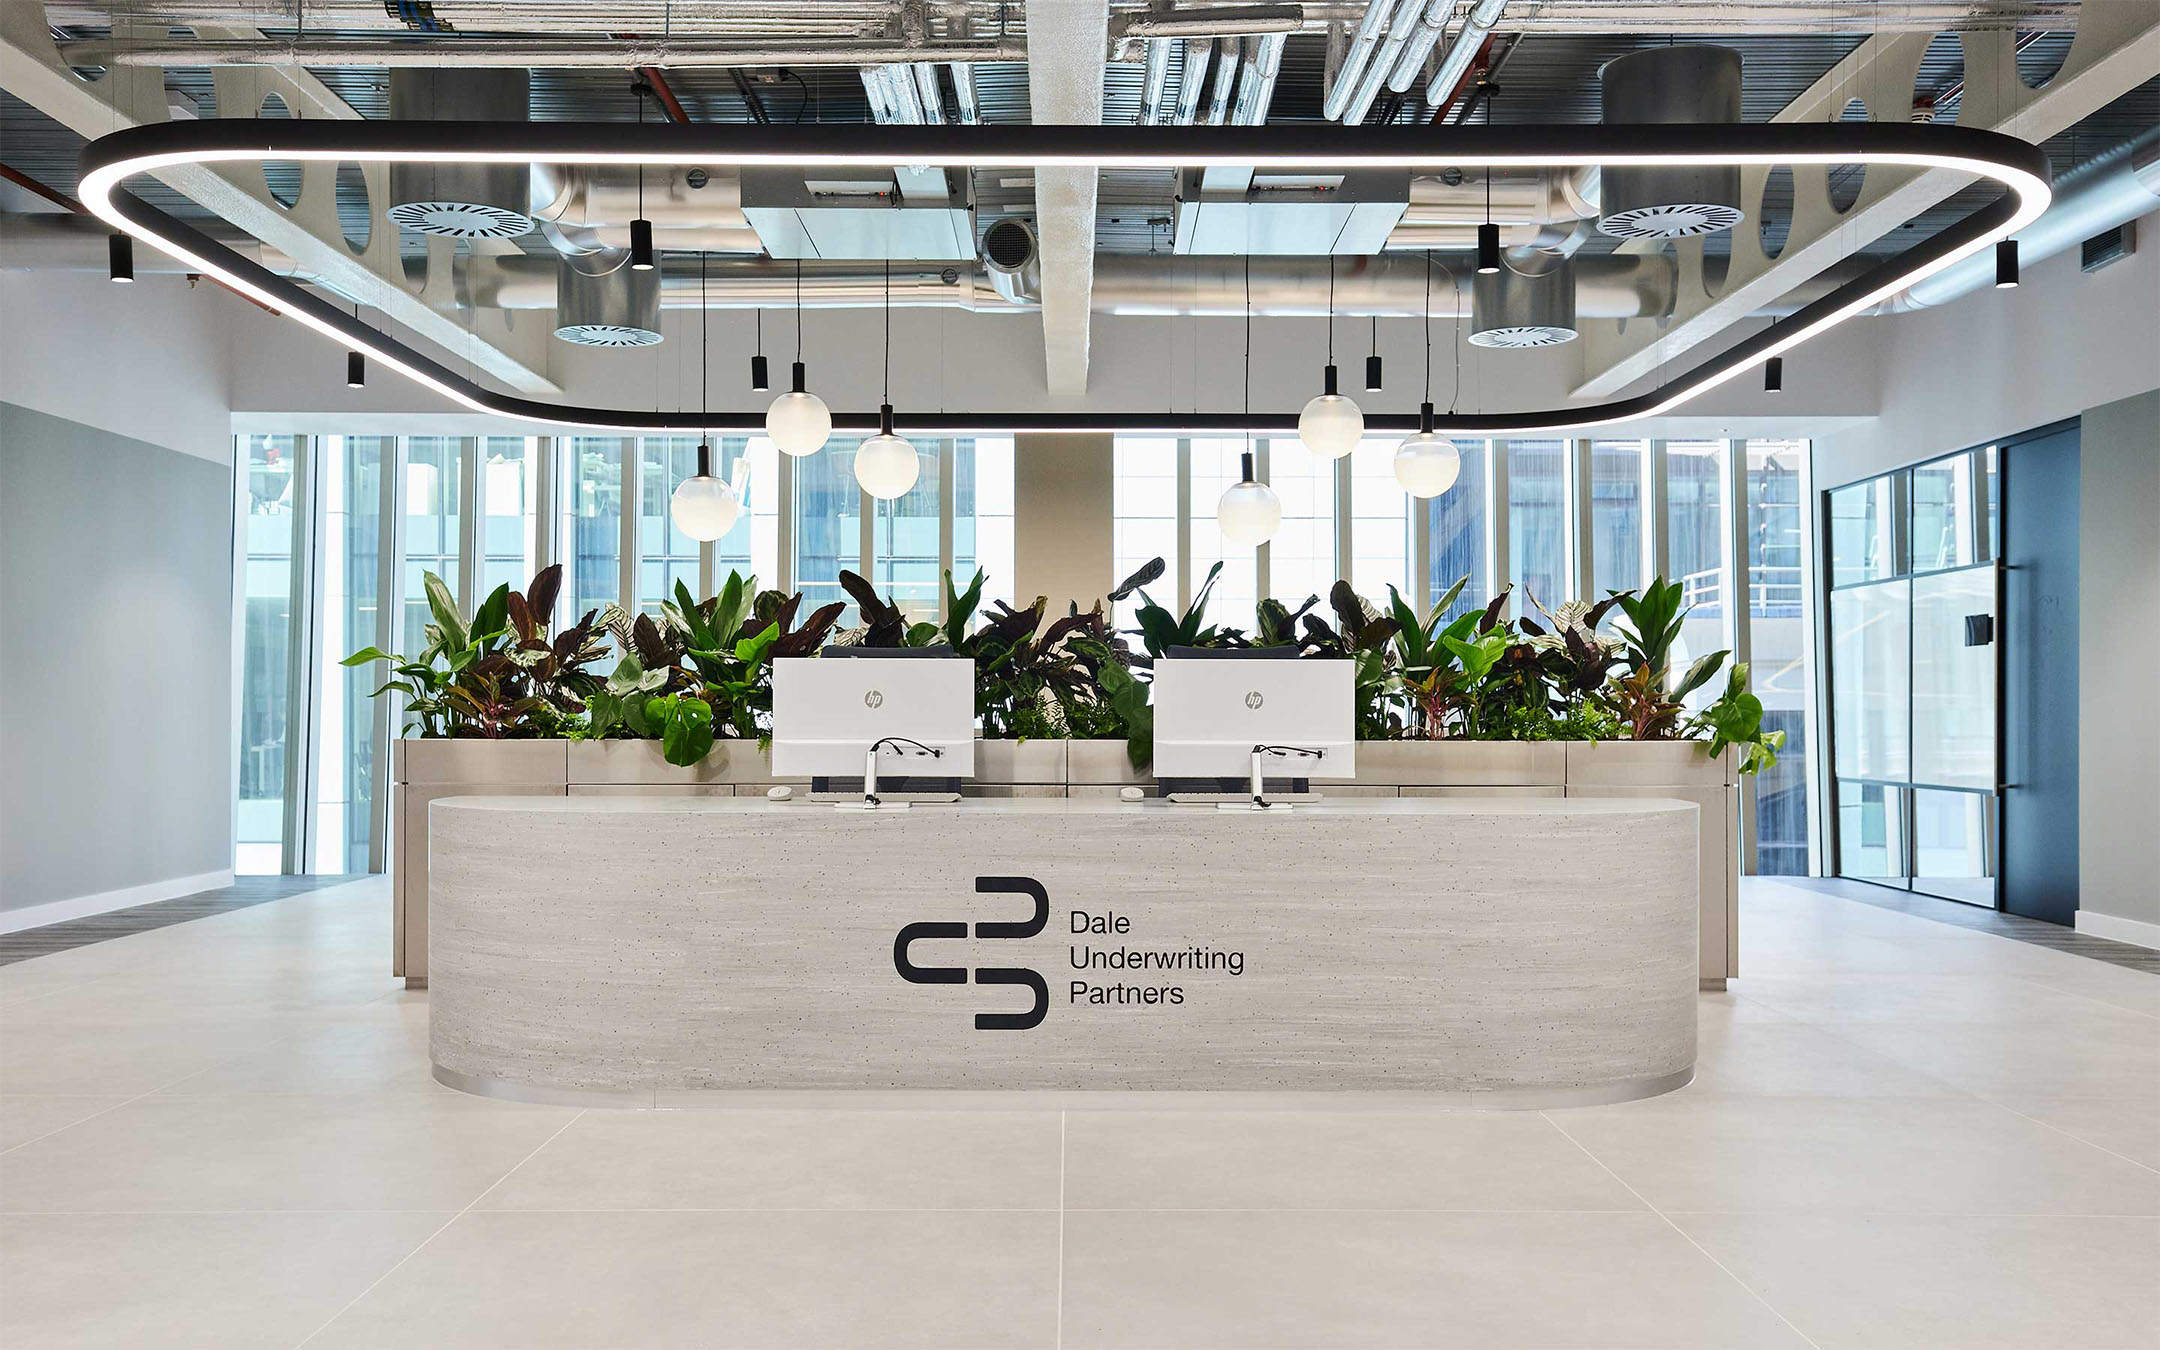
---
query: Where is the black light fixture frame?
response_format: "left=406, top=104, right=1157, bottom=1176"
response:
left=79, top=120, right=2049, bottom=437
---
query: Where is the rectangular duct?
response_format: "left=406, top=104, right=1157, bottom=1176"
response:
left=739, top=168, right=976, bottom=260
left=1171, top=169, right=1409, bottom=255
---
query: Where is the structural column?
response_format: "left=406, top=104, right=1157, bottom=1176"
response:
left=1013, top=432, right=1114, bottom=613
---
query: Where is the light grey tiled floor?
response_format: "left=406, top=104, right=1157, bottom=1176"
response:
left=1, top=875, right=2154, bottom=1348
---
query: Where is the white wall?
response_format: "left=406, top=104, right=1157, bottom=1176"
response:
left=0, top=269, right=240, bottom=465
left=0, top=269, right=242, bottom=926
left=1813, top=213, right=2160, bottom=489
left=2077, top=389, right=2160, bottom=938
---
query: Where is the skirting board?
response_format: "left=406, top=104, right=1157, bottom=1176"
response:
left=2073, top=909, right=2160, bottom=952
left=0, top=869, right=234, bottom=934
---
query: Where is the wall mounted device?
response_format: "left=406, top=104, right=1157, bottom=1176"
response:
left=770, top=651, right=975, bottom=808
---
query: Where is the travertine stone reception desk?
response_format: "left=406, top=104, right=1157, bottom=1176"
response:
left=429, top=796, right=1698, bottom=1105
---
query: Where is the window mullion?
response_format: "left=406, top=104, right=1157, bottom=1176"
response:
left=617, top=438, right=638, bottom=614
left=1487, top=439, right=1510, bottom=613
left=1175, top=437, right=1193, bottom=609
left=938, top=438, right=956, bottom=621
left=282, top=435, right=325, bottom=875
left=368, top=436, right=406, bottom=876
left=1646, top=439, right=1669, bottom=584
left=1333, top=450, right=1353, bottom=596
left=1254, top=439, right=1272, bottom=602
left=457, top=436, right=482, bottom=616
left=776, top=446, right=796, bottom=594
left=1567, top=437, right=1593, bottom=603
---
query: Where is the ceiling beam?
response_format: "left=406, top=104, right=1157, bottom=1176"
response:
left=0, top=9, right=558, bottom=396
left=1027, top=0, right=1110, bottom=395
left=1572, top=8, right=2160, bottom=400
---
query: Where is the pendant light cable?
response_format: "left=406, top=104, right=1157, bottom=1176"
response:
left=700, top=250, right=709, bottom=432
left=1422, top=250, right=1433, bottom=407
left=794, top=258, right=803, bottom=362
left=1326, top=257, right=1335, bottom=365
left=883, top=257, right=892, bottom=406
left=1243, top=253, right=1252, bottom=425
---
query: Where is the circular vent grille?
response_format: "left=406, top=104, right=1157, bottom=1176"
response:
left=554, top=323, right=662, bottom=348
left=983, top=219, right=1036, bottom=268
left=1468, top=324, right=1579, bottom=349
left=386, top=200, right=534, bottom=239
left=1598, top=202, right=1746, bottom=240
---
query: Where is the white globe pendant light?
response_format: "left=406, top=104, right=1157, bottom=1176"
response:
left=669, top=253, right=749, bottom=541
left=1297, top=259, right=1363, bottom=460
left=1299, top=366, right=1364, bottom=460
left=1392, top=402, right=1462, bottom=499
left=1216, top=257, right=1282, bottom=547
left=766, top=260, right=830, bottom=457
left=1392, top=250, right=1461, bottom=500
left=671, top=441, right=747, bottom=541
left=854, top=404, right=921, bottom=500
left=766, top=362, right=831, bottom=457
left=852, top=260, right=919, bottom=500
left=1218, top=450, right=1282, bottom=546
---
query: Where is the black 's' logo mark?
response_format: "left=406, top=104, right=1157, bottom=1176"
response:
left=893, top=876, right=1049, bottom=1030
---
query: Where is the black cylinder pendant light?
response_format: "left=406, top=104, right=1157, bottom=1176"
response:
left=749, top=306, right=770, bottom=390
left=1764, top=356, right=1784, bottom=393
left=108, top=232, right=134, bottom=283
left=628, top=79, right=655, bottom=271
left=1476, top=153, right=1501, bottom=274
left=345, top=300, right=365, bottom=387
left=1365, top=315, right=1383, bottom=391
left=1995, top=238, right=2020, bottom=289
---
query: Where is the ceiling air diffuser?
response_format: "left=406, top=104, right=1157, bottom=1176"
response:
left=1596, top=46, right=1747, bottom=240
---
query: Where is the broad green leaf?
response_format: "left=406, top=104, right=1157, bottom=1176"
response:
left=661, top=696, right=716, bottom=766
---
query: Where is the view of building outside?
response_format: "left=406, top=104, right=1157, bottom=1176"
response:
left=1428, top=440, right=1488, bottom=621
left=1746, top=439, right=1810, bottom=876
left=236, top=434, right=299, bottom=875
left=314, top=436, right=389, bottom=876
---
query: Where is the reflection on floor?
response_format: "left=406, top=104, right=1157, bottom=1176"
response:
left=1784, top=875, right=2160, bottom=974
left=0, top=875, right=359, bottom=966
left=0, top=876, right=2154, bottom=1348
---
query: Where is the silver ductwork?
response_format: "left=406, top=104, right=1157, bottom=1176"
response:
left=980, top=219, right=1042, bottom=305
left=1469, top=253, right=1579, bottom=347
left=1597, top=45, right=1746, bottom=240
left=386, top=69, right=534, bottom=239
left=554, top=255, right=663, bottom=346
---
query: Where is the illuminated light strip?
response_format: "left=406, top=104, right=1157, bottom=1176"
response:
left=79, top=121, right=2050, bottom=437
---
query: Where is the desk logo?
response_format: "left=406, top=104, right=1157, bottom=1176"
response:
left=893, top=876, right=1049, bottom=1030
left=1245, top=690, right=1265, bottom=709
left=863, top=689, right=885, bottom=709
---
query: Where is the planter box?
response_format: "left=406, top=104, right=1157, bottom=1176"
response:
left=1350, top=741, right=1567, bottom=788
left=974, top=738, right=1067, bottom=786
left=391, top=739, right=569, bottom=985
left=1067, top=738, right=1149, bottom=787
left=567, top=738, right=788, bottom=787
left=1564, top=738, right=1735, bottom=788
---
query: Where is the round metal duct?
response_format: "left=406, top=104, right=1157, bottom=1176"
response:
left=980, top=218, right=1041, bottom=305
left=387, top=70, right=535, bottom=239
left=1469, top=254, right=1578, bottom=348
left=554, top=256, right=663, bottom=347
left=1596, top=46, right=1745, bottom=240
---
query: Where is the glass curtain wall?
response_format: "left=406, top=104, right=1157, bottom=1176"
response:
left=562, top=437, right=624, bottom=633
left=638, top=437, right=705, bottom=612
left=1110, top=433, right=1814, bottom=873
left=313, top=436, right=389, bottom=876
left=236, top=435, right=301, bottom=875
left=400, top=437, right=463, bottom=656
left=1825, top=444, right=1999, bottom=903
left=480, top=437, right=536, bottom=597
left=953, top=437, right=1015, bottom=610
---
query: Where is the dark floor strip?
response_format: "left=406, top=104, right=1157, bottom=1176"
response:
left=1781, top=876, right=2160, bottom=975
left=0, top=875, right=362, bottom=965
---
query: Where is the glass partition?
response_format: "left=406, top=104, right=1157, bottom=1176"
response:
left=400, top=436, right=463, bottom=656
left=313, top=436, right=388, bottom=875
left=236, top=434, right=300, bottom=875
left=1428, top=440, right=1489, bottom=621
left=1590, top=439, right=1645, bottom=604
left=1506, top=439, right=1566, bottom=615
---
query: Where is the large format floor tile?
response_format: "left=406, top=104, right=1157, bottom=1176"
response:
left=1672, top=1212, right=2160, bottom=1350
left=304, top=1209, right=1062, bottom=1349
left=0, top=1091, right=578, bottom=1212
left=1059, top=1210, right=1811, bottom=1348
left=479, top=1107, right=1064, bottom=1211
left=1546, top=1094, right=2160, bottom=1215
left=0, top=1094, right=133, bottom=1151
left=0, top=1211, right=447, bottom=1350
left=1061, top=1109, right=1645, bottom=1212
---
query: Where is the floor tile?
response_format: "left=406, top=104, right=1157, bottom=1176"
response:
left=1547, top=1095, right=2160, bottom=1215
left=1673, top=1212, right=2160, bottom=1350
left=305, top=1209, right=1060, bottom=1349
left=1059, top=1210, right=1810, bottom=1348
left=1062, top=1109, right=1644, bottom=1212
left=0, top=1211, right=447, bottom=1350
left=1684, top=1020, right=1962, bottom=1098
left=1990, top=1095, right=2160, bottom=1170
left=0, top=1015, right=297, bottom=1094
left=480, top=1108, right=1063, bottom=1211
left=1731, top=970, right=2153, bottom=1026
left=1831, top=1016, right=2160, bottom=1104
left=0, top=1092, right=577, bottom=1212
left=0, top=1094, right=132, bottom=1151
left=155, top=1013, right=439, bottom=1096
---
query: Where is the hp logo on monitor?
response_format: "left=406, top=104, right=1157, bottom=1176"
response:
left=864, top=689, right=885, bottom=709
left=1245, top=690, right=1265, bottom=710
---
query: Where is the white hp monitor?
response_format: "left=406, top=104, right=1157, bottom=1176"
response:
left=1152, top=655, right=1356, bottom=781
left=770, top=653, right=977, bottom=779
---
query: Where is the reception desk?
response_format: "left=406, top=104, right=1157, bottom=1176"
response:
left=428, top=795, right=1699, bottom=1106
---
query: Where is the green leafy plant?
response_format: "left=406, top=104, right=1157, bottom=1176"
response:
left=341, top=564, right=604, bottom=738
left=1117, top=558, right=1248, bottom=661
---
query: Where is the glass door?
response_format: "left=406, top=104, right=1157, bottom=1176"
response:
left=1823, top=446, right=2000, bottom=905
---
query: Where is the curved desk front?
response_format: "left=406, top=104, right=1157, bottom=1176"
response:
left=428, top=796, right=1698, bottom=1106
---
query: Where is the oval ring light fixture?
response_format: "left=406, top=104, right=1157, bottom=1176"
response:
left=79, top=121, right=2049, bottom=438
